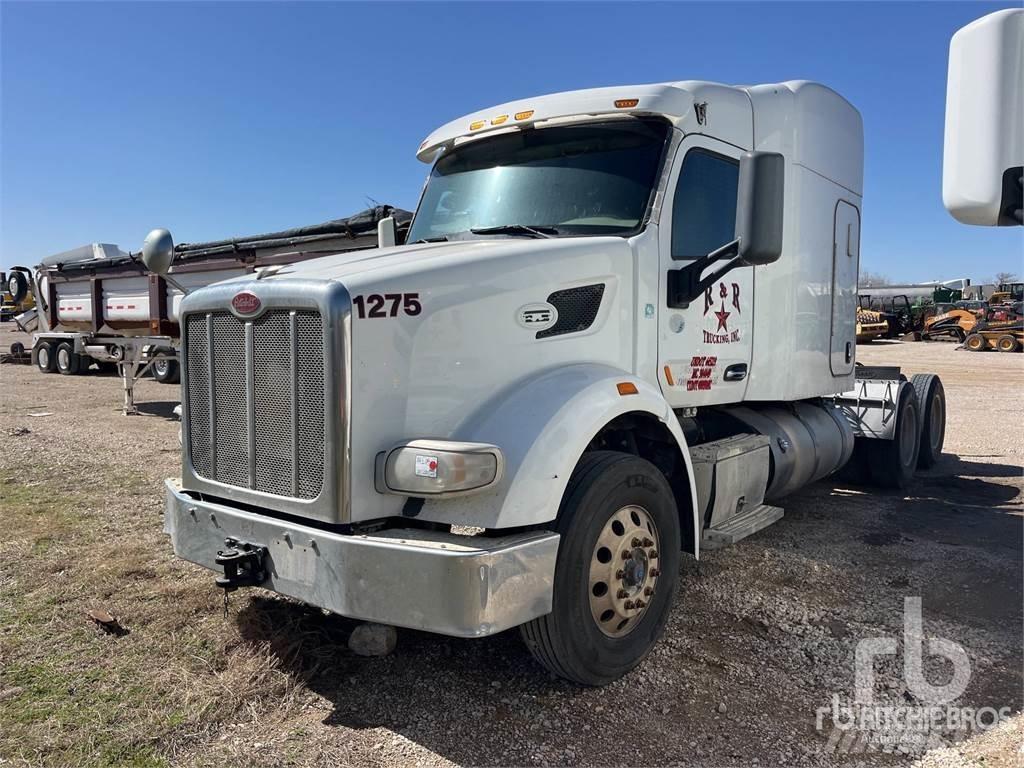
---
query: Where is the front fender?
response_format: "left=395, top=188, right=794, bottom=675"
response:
left=416, top=364, right=701, bottom=557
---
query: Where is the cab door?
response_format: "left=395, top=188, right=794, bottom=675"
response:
left=657, top=137, right=753, bottom=407
left=830, top=201, right=860, bottom=375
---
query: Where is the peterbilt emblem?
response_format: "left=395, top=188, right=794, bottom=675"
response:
left=516, top=302, right=558, bottom=332
left=231, top=291, right=262, bottom=316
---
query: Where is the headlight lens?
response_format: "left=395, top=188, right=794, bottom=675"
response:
left=378, top=440, right=503, bottom=496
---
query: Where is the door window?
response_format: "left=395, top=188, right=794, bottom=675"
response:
left=671, top=149, right=739, bottom=260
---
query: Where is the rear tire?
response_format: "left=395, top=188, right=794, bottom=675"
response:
left=520, top=451, right=681, bottom=686
left=996, top=335, right=1020, bottom=353
left=34, top=342, right=56, bottom=374
left=55, top=342, right=80, bottom=375
left=151, top=358, right=180, bottom=384
left=911, top=374, right=945, bottom=469
left=964, top=333, right=986, bottom=351
left=864, top=384, right=920, bottom=489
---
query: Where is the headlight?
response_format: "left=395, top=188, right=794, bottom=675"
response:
left=376, top=440, right=504, bottom=497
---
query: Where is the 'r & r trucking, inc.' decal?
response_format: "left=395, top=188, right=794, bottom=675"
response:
left=703, top=281, right=742, bottom=344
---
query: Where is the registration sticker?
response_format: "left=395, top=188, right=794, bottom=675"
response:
left=415, top=455, right=438, bottom=478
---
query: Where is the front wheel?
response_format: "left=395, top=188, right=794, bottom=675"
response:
left=964, top=333, right=986, bottom=351
left=520, top=451, right=681, bottom=686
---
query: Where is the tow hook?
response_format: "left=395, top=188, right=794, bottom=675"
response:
left=215, top=538, right=268, bottom=592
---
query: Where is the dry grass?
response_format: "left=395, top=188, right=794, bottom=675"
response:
left=0, top=459, right=307, bottom=767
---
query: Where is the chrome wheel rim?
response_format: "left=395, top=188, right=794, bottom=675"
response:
left=38, top=348, right=49, bottom=368
left=154, top=360, right=168, bottom=375
left=57, top=347, right=69, bottom=369
left=589, top=505, right=661, bottom=638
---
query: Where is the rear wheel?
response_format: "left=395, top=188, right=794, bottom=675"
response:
left=520, top=451, right=681, bottom=686
left=911, top=374, right=945, bottom=469
left=996, top=335, right=1020, bottom=353
left=864, top=384, right=920, bottom=489
left=964, top=333, right=986, bottom=351
left=152, top=358, right=180, bottom=384
left=55, top=342, right=80, bottom=375
left=34, top=342, right=56, bottom=373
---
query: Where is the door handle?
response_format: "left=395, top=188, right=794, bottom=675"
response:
left=724, top=363, right=747, bottom=382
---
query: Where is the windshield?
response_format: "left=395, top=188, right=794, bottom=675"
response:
left=407, top=118, right=670, bottom=243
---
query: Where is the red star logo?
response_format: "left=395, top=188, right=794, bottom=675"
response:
left=714, top=301, right=731, bottom=332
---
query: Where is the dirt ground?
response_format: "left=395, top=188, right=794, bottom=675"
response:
left=0, top=323, right=1020, bottom=768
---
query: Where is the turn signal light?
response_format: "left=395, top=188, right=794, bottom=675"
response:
left=614, top=98, right=639, bottom=109
left=617, top=382, right=639, bottom=396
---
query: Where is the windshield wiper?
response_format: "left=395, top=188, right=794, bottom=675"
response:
left=470, top=224, right=560, bottom=239
left=411, top=235, right=450, bottom=244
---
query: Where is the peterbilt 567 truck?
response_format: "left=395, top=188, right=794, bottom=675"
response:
left=148, top=80, right=948, bottom=685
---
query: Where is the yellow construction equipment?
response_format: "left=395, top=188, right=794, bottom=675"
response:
left=855, top=306, right=889, bottom=343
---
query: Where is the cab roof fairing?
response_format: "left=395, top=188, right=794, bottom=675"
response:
left=415, top=83, right=696, bottom=163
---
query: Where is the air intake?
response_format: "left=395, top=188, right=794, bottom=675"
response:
left=537, top=283, right=605, bottom=339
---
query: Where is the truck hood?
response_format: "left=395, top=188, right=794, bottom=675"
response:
left=248, top=236, right=631, bottom=286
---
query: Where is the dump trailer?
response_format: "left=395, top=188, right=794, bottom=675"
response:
left=152, top=80, right=948, bottom=686
left=7, top=206, right=410, bottom=412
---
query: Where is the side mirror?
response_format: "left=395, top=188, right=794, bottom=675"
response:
left=736, top=151, right=785, bottom=266
left=142, top=228, right=175, bottom=276
left=377, top=216, right=397, bottom=248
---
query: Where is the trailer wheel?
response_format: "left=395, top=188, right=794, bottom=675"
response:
left=7, top=271, right=29, bottom=304
left=964, top=333, right=986, bottom=351
left=55, top=342, right=81, bottom=375
left=911, top=374, right=945, bottom=469
left=520, top=451, right=681, bottom=686
left=152, top=358, right=180, bottom=384
left=864, top=385, right=920, bottom=489
left=996, top=335, right=1020, bottom=353
left=33, top=342, right=56, bottom=373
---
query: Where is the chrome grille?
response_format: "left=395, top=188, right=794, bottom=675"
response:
left=185, top=309, right=326, bottom=500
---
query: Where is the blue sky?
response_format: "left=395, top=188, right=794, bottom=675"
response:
left=2, top=1, right=1021, bottom=282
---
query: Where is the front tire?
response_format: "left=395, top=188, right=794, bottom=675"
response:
left=964, top=333, right=986, bottom=351
left=520, top=451, right=681, bottom=686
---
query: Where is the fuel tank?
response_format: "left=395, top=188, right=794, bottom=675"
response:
left=724, top=401, right=855, bottom=500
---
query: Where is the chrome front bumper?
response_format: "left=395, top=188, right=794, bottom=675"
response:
left=163, top=479, right=559, bottom=637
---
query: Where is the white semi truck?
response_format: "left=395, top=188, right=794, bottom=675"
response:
left=149, top=80, right=949, bottom=685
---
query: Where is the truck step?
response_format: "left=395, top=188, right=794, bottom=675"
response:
left=701, top=504, right=784, bottom=550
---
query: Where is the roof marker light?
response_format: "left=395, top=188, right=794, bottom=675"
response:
left=469, top=120, right=486, bottom=131
left=491, top=114, right=508, bottom=125
left=514, top=110, right=534, bottom=121
left=614, top=99, right=639, bottom=109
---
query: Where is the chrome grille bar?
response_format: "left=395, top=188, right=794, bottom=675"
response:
left=245, top=320, right=256, bottom=489
left=206, top=313, right=216, bottom=477
left=289, top=310, right=299, bottom=497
